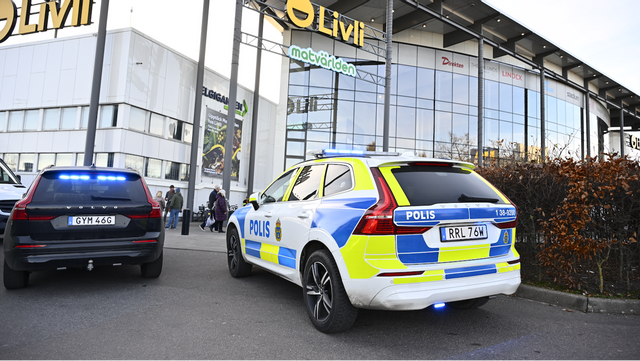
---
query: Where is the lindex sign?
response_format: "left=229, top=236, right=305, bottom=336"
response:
left=0, top=0, right=93, bottom=43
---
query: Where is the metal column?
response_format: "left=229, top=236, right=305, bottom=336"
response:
left=477, top=37, right=484, bottom=167
left=584, top=79, right=591, bottom=158
left=539, top=68, right=546, bottom=162
left=247, top=9, right=264, bottom=197
left=382, top=0, right=393, bottom=152
left=187, top=0, right=210, bottom=213
left=223, top=0, right=243, bottom=196
left=83, top=0, right=110, bottom=166
left=620, top=101, right=625, bottom=158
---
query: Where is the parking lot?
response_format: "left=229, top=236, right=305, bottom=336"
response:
left=1, top=225, right=639, bottom=359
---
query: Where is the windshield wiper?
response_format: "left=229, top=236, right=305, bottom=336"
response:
left=91, top=195, right=132, bottom=201
left=458, top=193, right=499, bottom=203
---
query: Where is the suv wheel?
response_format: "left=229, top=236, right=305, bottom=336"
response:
left=4, top=260, right=29, bottom=289
left=141, top=252, right=163, bottom=278
left=303, top=249, right=358, bottom=333
left=449, top=297, right=490, bottom=309
left=227, top=227, right=252, bottom=277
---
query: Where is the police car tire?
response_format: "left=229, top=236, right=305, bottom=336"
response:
left=3, top=260, right=29, bottom=289
left=449, top=297, right=490, bottom=309
left=303, top=249, right=358, bottom=333
left=227, top=227, right=252, bottom=277
left=141, top=252, right=163, bottom=278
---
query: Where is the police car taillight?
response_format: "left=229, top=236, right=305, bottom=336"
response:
left=353, top=168, right=430, bottom=235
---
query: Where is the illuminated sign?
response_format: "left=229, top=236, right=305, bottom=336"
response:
left=288, top=45, right=356, bottom=77
left=202, top=86, right=248, bottom=117
left=0, top=0, right=93, bottom=43
left=286, top=0, right=364, bottom=47
left=630, top=134, right=640, bottom=151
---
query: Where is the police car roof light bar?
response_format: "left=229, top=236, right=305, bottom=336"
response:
left=307, top=149, right=402, bottom=159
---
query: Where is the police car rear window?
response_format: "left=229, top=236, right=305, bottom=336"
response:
left=391, top=166, right=507, bottom=206
left=32, top=171, right=148, bottom=203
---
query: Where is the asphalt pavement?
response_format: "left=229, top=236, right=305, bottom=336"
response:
left=165, top=221, right=640, bottom=315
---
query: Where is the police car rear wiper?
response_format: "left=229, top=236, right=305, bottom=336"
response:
left=91, top=195, right=132, bottom=201
left=458, top=193, right=499, bottom=203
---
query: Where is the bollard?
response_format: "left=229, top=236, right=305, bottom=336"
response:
left=181, top=209, right=191, bottom=235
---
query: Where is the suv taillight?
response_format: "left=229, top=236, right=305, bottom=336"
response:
left=11, top=176, right=43, bottom=220
left=353, top=168, right=430, bottom=235
left=140, top=177, right=162, bottom=219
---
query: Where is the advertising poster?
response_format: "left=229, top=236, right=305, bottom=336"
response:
left=202, top=108, right=242, bottom=180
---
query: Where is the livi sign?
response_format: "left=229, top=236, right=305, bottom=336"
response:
left=0, top=0, right=93, bottom=43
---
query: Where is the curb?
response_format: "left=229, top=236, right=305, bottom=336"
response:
left=515, top=284, right=640, bottom=315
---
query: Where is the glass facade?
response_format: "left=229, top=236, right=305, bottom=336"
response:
left=285, top=32, right=584, bottom=168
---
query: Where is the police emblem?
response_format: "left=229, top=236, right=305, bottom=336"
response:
left=275, top=219, right=282, bottom=242
left=503, top=231, right=509, bottom=244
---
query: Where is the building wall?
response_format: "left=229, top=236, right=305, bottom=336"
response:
left=0, top=29, right=282, bottom=208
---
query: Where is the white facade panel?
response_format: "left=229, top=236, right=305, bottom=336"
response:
left=61, top=40, right=79, bottom=71
left=417, top=47, right=435, bottom=69
left=3, top=47, right=19, bottom=77
left=123, top=131, right=145, bottom=155
left=36, top=132, right=54, bottom=153
left=51, top=131, right=71, bottom=152
left=31, top=44, right=48, bottom=73
left=42, top=42, right=64, bottom=106
left=399, top=44, right=417, bottom=66
left=14, top=47, right=34, bottom=107
left=57, top=69, right=76, bottom=105
left=27, top=72, right=45, bottom=108
left=0, top=76, right=16, bottom=109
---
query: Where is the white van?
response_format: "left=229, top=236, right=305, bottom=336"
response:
left=0, top=158, right=26, bottom=237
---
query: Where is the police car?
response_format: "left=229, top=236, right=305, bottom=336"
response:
left=226, top=149, right=520, bottom=333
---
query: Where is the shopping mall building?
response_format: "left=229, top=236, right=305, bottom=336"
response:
left=1, top=0, right=639, bottom=207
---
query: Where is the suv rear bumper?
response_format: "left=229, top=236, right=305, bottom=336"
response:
left=345, top=267, right=521, bottom=310
left=4, top=233, right=164, bottom=271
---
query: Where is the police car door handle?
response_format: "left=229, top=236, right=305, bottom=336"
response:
left=265, top=212, right=273, bottom=218
left=298, top=211, right=310, bottom=219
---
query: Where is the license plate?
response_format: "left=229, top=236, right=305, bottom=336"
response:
left=68, top=215, right=115, bottom=226
left=440, top=224, right=488, bottom=241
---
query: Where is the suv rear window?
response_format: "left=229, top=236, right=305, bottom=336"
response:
left=32, top=171, right=148, bottom=203
left=391, top=166, right=507, bottom=206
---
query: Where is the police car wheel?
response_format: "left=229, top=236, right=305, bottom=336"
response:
left=227, top=227, right=252, bottom=277
left=303, top=249, right=358, bottom=333
left=4, top=260, right=29, bottom=289
left=449, top=297, right=490, bottom=309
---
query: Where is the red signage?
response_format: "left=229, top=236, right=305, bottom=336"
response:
left=501, top=71, right=523, bottom=81
left=442, top=57, right=464, bottom=68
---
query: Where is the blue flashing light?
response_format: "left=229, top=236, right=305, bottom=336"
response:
left=434, top=303, right=445, bottom=309
left=98, top=176, right=107, bottom=180
left=324, top=149, right=365, bottom=156
left=59, top=174, right=127, bottom=181
left=59, top=175, right=70, bottom=180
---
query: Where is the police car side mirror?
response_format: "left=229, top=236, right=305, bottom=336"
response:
left=249, top=192, right=260, bottom=211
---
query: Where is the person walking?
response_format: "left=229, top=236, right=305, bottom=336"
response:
left=213, top=189, right=228, bottom=233
left=165, top=187, right=183, bottom=229
left=164, top=185, right=175, bottom=222
left=154, top=191, right=165, bottom=215
left=200, top=184, right=221, bottom=232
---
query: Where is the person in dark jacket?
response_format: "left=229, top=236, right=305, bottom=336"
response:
left=200, top=185, right=221, bottom=232
left=213, top=189, right=228, bottom=233
left=165, top=187, right=183, bottom=229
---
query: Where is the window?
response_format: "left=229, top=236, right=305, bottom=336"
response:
left=289, top=165, right=324, bottom=201
left=125, top=154, right=145, bottom=174
left=76, top=153, right=85, bottom=166
left=165, top=161, right=180, bottom=180
left=43, top=108, right=60, bottom=130
left=60, top=107, right=77, bottom=129
left=56, top=153, right=74, bottom=167
left=100, top=105, right=118, bottom=128
left=129, top=106, right=147, bottom=132
left=19, top=153, right=35, bottom=172
left=80, top=106, right=90, bottom=128
left=145, top=158, right=162, bottom=178
left=0, top=111, right=6, bottom=131
left=24, top=110, right=38, bottom=130
left=261, top=169, right=296, bottom=203
left=8, top=110, right=23, bottom=131
left=323, top=164, right=352, bottom=197
left=180, top=164, right=189, bottom=181
left=38, top=154, right=55, bottom=171
left=184, top=123, right=193, bottom=144
left=168, top=118, right=183, bottom=140
left=95, top=153, right=114, bottom=167
left=3, top=153, right=19, bottom=171
left=149, top=113, right=164, bottom=136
